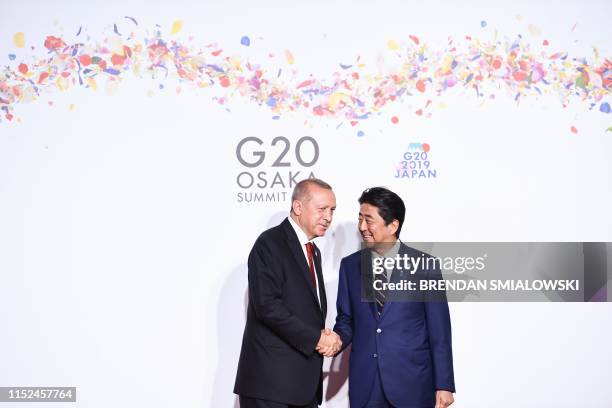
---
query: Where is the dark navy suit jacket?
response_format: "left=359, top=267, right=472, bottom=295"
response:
left=333, top=244, right=455, bottom=407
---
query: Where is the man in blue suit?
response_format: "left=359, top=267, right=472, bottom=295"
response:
left=333, top=187, right=455, bottom=408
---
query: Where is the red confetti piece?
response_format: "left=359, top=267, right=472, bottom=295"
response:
left=220, top=77, right=230, bottom=87
left=297, top=79, right=314, bottom=88
left=415, top=109, right=423, bottom=116
left=79, top=55, right=92, bottom=66
left=422, top=143, right=430, bottom=152
left=37, top=72, right=49, bottom=84
left=513, top=71, right=527, bottom=81
left=44, top=35, right=66, bottom=51
left=211, top=50, right=223, bottom=56
left=391, top=116, right=399, bottom=123
left=416, top=79, right=426, bottom=93
left=409, top=35, right=420, bottom=45
left=571, top=126, right=578, bottom=134
left=18, top=63, right=28, bottom=74
left=111, top=54, right=126, bottom=65
left=543, top=40, right=549, bottom=46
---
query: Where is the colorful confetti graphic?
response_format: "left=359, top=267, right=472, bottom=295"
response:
left=1, top=19, right=610, bottom=128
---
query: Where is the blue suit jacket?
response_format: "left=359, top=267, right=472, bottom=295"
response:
left=333, top=244, right=455, bottom=408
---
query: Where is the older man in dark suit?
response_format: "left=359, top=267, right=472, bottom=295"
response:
left=234, top=178, right=342, bottom=408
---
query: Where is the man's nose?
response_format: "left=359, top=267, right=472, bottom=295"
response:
left=323, top=210, right=332, bottom=222
left=358, top=219, right=367, bottom=231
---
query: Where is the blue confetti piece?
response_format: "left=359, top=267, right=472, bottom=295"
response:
left=114, top=24, right=121, bottom=36
left=125, top=16, right=138, bottom=25
left=272, top=115, right=280, bottom=120
left=451, top=60, right=458, bottom=69
left=481, top=21, right=487, bottom=28
left=600, top=102, right=611, bottom=114
left=104, top=68, right=121, bottom=75
left=159, top=84, right=164, bottom=89
left=277, top=68, right=282, bottom=78
left=357, top=130, right=365, bottom=137
left=465, top=73, right=474, bottom=84
left=339, top=64, right=352, bottom=69
left=207, top=64, right=224, bottom=73
left=76, top=26, right=82, bottom=36
left=266, top=97, right=277, bottom=107
left=8, top=54, right=16, bottom=61
left=240, top=36, right=250, bottom=46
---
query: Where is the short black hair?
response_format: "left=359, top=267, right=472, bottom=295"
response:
left=358, top=187, right=405, bottom=238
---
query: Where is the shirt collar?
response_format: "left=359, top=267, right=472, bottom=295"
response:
left=371, top=239, right=401, bottom=259
left=288, top=215, right=312, bottom=247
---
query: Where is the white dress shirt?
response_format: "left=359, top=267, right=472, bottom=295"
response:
left=288, top=215, right=321, bottom=305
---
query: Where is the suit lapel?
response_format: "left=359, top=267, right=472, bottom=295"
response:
left=313, top=243, right=327, bottom=318
left=281, top=219, right=322, bottom=312
left=378, top=242, right=415, bottom=320
left=358, top=249, right=380, bottom=321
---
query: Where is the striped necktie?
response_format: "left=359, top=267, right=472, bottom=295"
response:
left=374, top=263, right=390, bottom=315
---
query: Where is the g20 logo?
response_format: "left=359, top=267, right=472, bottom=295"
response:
left=235, top=136, right=320, bottom=202
left=236, top=136, right=319, bottom=168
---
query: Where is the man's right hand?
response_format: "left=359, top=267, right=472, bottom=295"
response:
left=316, top=328, right=342, bottom=357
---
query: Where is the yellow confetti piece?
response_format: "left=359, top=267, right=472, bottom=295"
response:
left=528, top=24, right=541, bottom=37
left=328, top=92, right=349, bottom=110
left=109, top=36, right=124, bottom=54
left=13, top=32, right=25, bottom=48
left=285, top=50, right=294, bottom=65
left=86, top=77, right=97, bottom=91
left=171, top=20, right=183, bottom=35
left=69, top=104, right=75, bottom=111
left=56, top=77, right=69, bottom=91
left=387, top=40, right=399, bottom=51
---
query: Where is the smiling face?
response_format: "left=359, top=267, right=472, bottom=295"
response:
left=358, top=203, right=399, bottom=248
left=291, top=184, right=336, bottom=239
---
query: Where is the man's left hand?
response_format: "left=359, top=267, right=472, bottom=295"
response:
left=435, top=390, right=454, bottom=408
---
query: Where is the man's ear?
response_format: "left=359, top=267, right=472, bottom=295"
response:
left=388, top=219, right=399, bottom=236
left=292, top=200, right=302, bottom=216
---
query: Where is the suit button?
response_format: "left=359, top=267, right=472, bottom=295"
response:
left=373, top=353, right=378, bottom=358
left=376, top=328, right=382, bottom=334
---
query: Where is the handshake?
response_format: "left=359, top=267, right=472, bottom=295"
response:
left=316, top=328, right=342, bottom=357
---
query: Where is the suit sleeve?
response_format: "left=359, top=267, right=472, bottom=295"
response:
left=248, top=237, right=321, bottom=356
left=424, top=262, right=456, bottom=392
left=333, top=258, right=353, bottom=350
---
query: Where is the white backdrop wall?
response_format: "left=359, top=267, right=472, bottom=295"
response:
left=1, top=1, right=611, bottom=407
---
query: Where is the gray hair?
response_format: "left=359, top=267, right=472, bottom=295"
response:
left=290, top=178, right=332, bottom=212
